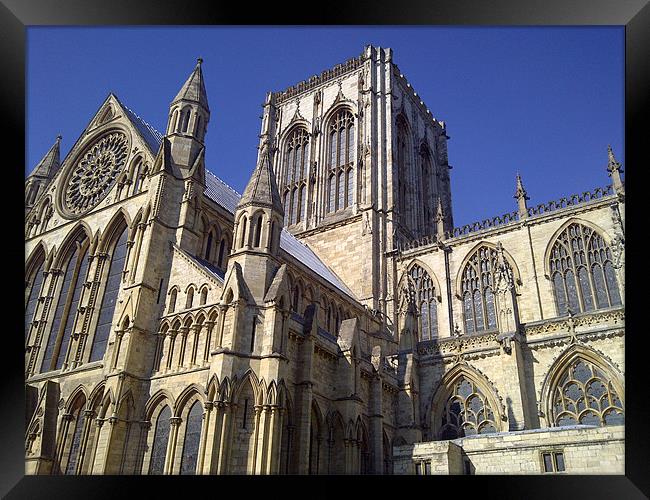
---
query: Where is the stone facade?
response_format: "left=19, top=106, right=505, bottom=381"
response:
left=24, top=46, right=625, bottom=475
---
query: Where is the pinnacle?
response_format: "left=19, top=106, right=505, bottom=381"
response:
left=172, top=58, right=209, bottom=111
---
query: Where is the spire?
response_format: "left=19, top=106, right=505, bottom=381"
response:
left=606, top=145, right=624, bottom=193
left=172, top=58, right=209, bottom=112
left=237, top=139, right=284, bottom=215
left=514, top=173, right=529, bottom=219
left=30, top=135, right=62, bottom=178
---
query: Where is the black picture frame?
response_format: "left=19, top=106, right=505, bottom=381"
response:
left=4, top=1, right=648, bottom=498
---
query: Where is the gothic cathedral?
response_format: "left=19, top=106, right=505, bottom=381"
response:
left=24, top=46, right=625, bottom=475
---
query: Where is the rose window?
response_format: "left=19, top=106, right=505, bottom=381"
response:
left=62, top=132, right=129, bottom=216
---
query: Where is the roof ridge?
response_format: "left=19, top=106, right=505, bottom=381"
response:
left=206, top=169, right=242, bottom=196
left=121, top=102, right=164, bottom=141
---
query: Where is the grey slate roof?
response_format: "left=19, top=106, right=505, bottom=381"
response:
left=120, top=102, right=164, bottom=154
left=203, top=169, right=356, bottom=300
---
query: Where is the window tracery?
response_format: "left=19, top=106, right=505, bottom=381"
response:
left=461, top=247, right=502, bottom=334
left=25, top=257, right=45, bottom=341
left=549, top=223, right=622, bottom=316
left=62, top=132, right=129, bottom=217
left=438, top=376, right=498, bottom=439
left=283, top=128, right=310, bottom=225
left=41, top=235, right=90, bottom=372
left=551, top=358, right=624, bottom=427
left=401, top=264, right=438, bottom=341
left=326, top=109, right=355, bottom=213
left=90, top=226, right=128, bottom=362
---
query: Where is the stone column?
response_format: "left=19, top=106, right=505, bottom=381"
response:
left=252, top=405, right=265, bottom=474
left=165, top=417, right=182, bottom=474
left=216, top=403, right=233, bottom=474
left=54, top=413, right=73, bottom=474
left=196, top=402, right=212, bottom=474
left=177, top=326, right=189, bottom=369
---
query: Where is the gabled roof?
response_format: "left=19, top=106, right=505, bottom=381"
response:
left=116, top=98, right=164, bottom=154
left=202, top=170, right=356, bottom=300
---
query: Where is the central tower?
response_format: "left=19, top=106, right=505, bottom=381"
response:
left=257, top=45, right=453, bottom=326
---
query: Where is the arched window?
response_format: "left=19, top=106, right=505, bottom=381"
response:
left=403, top=264, right=438, bottom=341
left=217, top=238, right=227, bottom=269
left=396, top=116, right=411, bottom=224
left=168, top=288, right=177, bottom=314
left=25, top=257, right=45, bottom=341
left=180, top=401, right=203, bottom=475
left=420, top=147, right=434, bottom=234
left=180, top=108, right=191, bottom=134
left=282, top=128, right=310, bottom=226
left=41, top=235, right=90, bottom=372
left=326, top=109, right=355, bottom=213
left=550, top=358, right=624, bottom=427
left=195, top=115, right=202, bottom=138
left=186, top=288, right=194, bottom=309
left=64, top=395, right=87, bottom=474
left=461, top=247, right=502, bottom=334
left=131, top=158, right=143, bottom=195
left=204, top=231, right=213, bottom=261
left=253, top=215, right=263, bottom=248
left=438, top=376, right=498, bottom=439
left=149, top=405, right=171, bottom=475
left=90, top=226, right=128, bottom=362
left=549, top=223, right=622, bottom=316
left=200, top=288, right=208, bottom=306
left=292, top=284, right=300, bottom=313
left=239, top=216, right=247, bottom=248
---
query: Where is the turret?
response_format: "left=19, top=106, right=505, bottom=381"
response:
left=25, top=135, right=61, bottom=213
left=229, top=138, right=285, bottom=301
left=165, top=58, right=210, bottom=179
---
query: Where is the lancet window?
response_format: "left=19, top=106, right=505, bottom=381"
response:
left=41, top=234, right=91, bottom=372
left=180, top=401, right=203, bottom=475
left=149, top=405, right=171, bottom=474
left=25, top=256, right=45, bottom=341
left=326, top=109, right=355, bottom=213
left=90, top=226, right=128, bottom=362
left=402, top=264, right=438, bottom=341
left=282, top=127, right=310, bottom=225
left=549, top=223, right=622, bottom=316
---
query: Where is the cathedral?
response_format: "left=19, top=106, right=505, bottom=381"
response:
left=24, top=46, right=625, bottom=475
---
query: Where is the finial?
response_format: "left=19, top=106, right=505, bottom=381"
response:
left=514, top=172, right=529, bottom=219
left=197, top=57, right=203, bottom=66
left=606, top=145, right=624, bottom=194
left=56, top=135, right=62, bottom=142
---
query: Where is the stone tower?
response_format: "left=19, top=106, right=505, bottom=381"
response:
left=258, top=45, right=453, bottom=330
left=25, top=135, right=62, bottom=214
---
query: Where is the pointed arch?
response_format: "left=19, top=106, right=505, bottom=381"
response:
left=206, top=374, right=220, bottom=401
left=65, top=385, right=90, bottom=413
left=540, top=343, right=624, bottom=428
left=429, top=364, right=506, bottom=439
left=144, top=389, right=175, bottom=421
left=173, top=384, right=205, bottom=417
left=544, top=219, right=622, bottom=315
left=454, top=241, right=522, bottom=298
left=97, top=209, right=131, bottom=254
left=232, top=369, right=261, bottom=405
left=52, top=221, right=92, bottom=270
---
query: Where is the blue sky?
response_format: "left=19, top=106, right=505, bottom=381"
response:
left=26, top=27, right=624, bottom=227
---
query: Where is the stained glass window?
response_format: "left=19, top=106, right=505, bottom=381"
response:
left=461, top=247, right=506, bottom=334
left=402, top=264, right=439, bottom=341
left=180, top=402, right=203, bottom=475
left=551, top=358, right=624, bottom=427
left=549, top=224, right=622, bottom=316
left=41, top=235, right=89, bottom=373
left=65, top=409, right=85, bottom=474
left=149, top=406, right=171, bottom=475
left=90, top=227, right=128, bottom=362
left=283, top=128, right=310, bottom=226
left=438, top=376, right=498, bottom=440
left=25, top=259, right=45, bottom=341
left=327, top=109, right=355, bottom=213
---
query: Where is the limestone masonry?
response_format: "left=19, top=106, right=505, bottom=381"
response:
left=24, top=46, right=625, bottom=475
